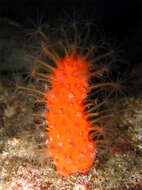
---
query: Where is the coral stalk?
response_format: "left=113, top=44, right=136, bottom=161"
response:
left=45, top=55, right=96, bottom=176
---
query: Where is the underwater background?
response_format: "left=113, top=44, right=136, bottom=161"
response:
left=0, top=0, right=142, bottom=189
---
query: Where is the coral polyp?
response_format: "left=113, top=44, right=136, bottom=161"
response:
left=32, top=23, right=119, bottom=177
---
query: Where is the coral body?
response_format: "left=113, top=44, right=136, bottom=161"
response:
left=45, top=55, right=95, bottom=176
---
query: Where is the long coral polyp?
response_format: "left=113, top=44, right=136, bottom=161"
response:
left=45, top=55, right=95, bottom=176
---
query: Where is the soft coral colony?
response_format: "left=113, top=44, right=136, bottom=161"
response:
left=34, top=23, right=117, bottom=177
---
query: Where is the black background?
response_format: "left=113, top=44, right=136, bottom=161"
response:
left=0, top=0, right=141, bottom=68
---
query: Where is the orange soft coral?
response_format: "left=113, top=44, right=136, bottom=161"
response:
left=45, top=55, right=95, bottom=176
